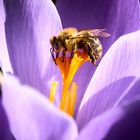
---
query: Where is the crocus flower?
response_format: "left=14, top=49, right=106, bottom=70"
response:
left=0, top=0, right=140, bottom=140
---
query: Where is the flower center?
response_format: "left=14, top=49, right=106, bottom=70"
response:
left=49, top=50, right=90, bottom=116
left=49, top=27, right=108, bottom=116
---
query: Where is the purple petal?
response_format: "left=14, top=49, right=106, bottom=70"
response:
left=0, top=100, right=13, bottom=140
left=73, top=63, right=96, bottom=117
left=3, top=0, right=62, bottom=97
left=0, top=0, right=13, bottom=73
left=56, top=0, right=140, bottom=115
left=77, top=97, right=140, bottom=140
left=118, top=78, right=140, bottom=105
left=76, top=30, right=140, bottom=130
left=2, top=74, right=78, bottom=140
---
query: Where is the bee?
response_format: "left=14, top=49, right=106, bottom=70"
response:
left=50, top=28, right=110, bottom=65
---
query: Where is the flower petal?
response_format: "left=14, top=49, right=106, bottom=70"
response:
left=77, top=97, right=140, bottom=140
left=77, top=30, right=140, bottom=129
left=0, top=0, right=13, bottom=73
left=56, top=0, right=140, bottom=115
left=3, top=0, right=62, bottom=97
left=56, top=0, right=140, bottom=49
left=2, top=74, right=78, bottom=140
left=0, top=100, right=13, bottom=140
left=73, top=63, right=96, bottom=117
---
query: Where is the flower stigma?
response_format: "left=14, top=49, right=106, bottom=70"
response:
left=50, top=51, right=89, bottom=116
left=49, top=28, right=109, bottom=116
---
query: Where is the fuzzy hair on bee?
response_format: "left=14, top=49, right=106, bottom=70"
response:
left=50, top=28, right=110, bottom=65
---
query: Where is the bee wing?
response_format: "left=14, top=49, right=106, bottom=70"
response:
left=89, top=29, right=110, bottom=37
left=76, top=29, right=110, bottom=38
left=67, top=29, right=110, bottom=40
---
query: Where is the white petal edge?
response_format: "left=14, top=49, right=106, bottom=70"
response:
left=0, top=0, right=13, bottom=73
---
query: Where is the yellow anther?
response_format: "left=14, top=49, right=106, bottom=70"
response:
left=49, top=81, right=58, bottom=103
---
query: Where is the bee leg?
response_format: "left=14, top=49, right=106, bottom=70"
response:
left=69, top=43, right=77, bottom=64
left=56, top=51, right=59, bottom=59
left=62, top=50, right=65, bottom=62
left=62, top=44, right=68, bottom=62
left=69, top=51, right=74, bottom=64
left=50, top=48, right=57, bottom=65
left=71, top=44, right=76, bottom=58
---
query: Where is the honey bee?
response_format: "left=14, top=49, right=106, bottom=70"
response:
left=50, top=28, right=110, bottom=65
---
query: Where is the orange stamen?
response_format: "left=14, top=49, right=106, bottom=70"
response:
left=56, top=51, right=89, bottom=116
left=49, top=51, right=90, bottom=116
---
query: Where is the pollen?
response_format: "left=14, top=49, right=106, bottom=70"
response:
left=49, top=51, right=90, bottom=116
